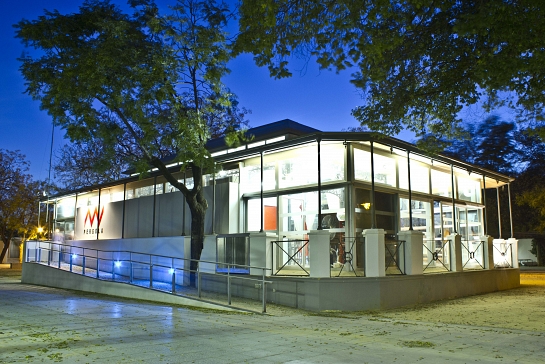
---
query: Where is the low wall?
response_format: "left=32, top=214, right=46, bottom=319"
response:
left=199, top=269, right=520, bottom=311
left=23, top=238, right=521, bottom=312
left=21, top=262, right=237, bottom=312
left=26, top=237, right=191, bottom=287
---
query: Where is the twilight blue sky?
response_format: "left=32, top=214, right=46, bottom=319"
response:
left=1, top=0, right=368, bottom=181
left=1, top=1, right=502, bottom=182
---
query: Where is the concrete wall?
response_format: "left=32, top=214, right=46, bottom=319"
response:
left=193, top=268, right=520, bottom=311
left=22, top=254, right=520, bottom=312
left=21, top=262, right=237, bottom=312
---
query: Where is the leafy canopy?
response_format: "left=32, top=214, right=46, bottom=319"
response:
left=0, top=150, right=43, bottom=262
left=16, top=0, right=246, bottom=187
left=16, top=0, right=247, bottom=260
left=236, top=0, right=545, bottom=138
left=54, top=141, right=127, bottom=191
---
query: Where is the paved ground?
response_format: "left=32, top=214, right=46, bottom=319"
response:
left=1, top=268, right=544, bottom=364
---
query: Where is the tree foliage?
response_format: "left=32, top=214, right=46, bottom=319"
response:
left=236, top=0, right=545, bottom=138
left=0, top=150, right=42, bottom=262
left=16, top=0, right=248, bottom=262
left=513, top=133, right=545, bottom=233
left=420, top=116, right=545, bottom=242
left=54, top=141, right=127, bottom=191
left=419, top=116, right=520, bottom=175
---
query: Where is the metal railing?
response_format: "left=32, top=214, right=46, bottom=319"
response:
left=461, top=240, right=485, bottom=270
left=493, top=241, right=514, bottom=268
left=331, top=236, right=365, bottom=277
left=423, top=239, right=451, bottom=273
left=271, top=239, right=310, bottom=276
left=385, top=237, right=406, bottom=275
left=25, top=241, right=272, bottom=313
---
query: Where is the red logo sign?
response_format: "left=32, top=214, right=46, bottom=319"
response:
left=84, top=206, right=104, bottom=228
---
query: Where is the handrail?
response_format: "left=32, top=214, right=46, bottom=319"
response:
left=25, top=240, right=272, bottom=313
left=422, top=239, right=451, bottom=272
left=384, top=239, right=406, bottom=275
left=26, top=240, right=270, bottom=271
left=333, top=236, right=363, bottom=277
left=271, top=239, right=310, bottom=276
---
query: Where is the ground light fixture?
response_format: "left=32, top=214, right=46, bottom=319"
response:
left=115, top=261, right=122, bottom=268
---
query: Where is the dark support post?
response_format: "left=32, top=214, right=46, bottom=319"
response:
left=482, top=176, right=488, bottom=236
left=508, top=182, right=513, bottom=238
left=212, top=164, right=216, bottom=234
left=73, top=193, right=78, bottom=239
left=54, top=199, right=58, bottom=239
left=96, top=189, right=101, bottom=240
left=370, top=141, right=376, bottom=229
left=260, top=151, right=264, bottom=233
left=122, top=183, right=126, bottom=238
left=407, top=151, right=413, bottom=231
left=344, top=141, right=353, bottom=238
left=182, top=171, right=187, bottom=236
left=152, top=176, right=157, bottom=237
left=451, top=164, right=457, bottom=233
left=45, top=200, right=49, bottom=239
left=317, top=138, right=323, bottom=230
left=37, top=201, right=41, bottom=234
left=496, top=187, right=502, bottom=239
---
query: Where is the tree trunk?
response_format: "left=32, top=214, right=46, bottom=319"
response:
left=0, top=240, right=10, bottom=263
left=148, top=159, right=209, bottom=278
left=186, top=188, right=207, bottom=273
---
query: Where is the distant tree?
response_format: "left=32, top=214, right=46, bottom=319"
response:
left=418, top=116, right=522, bottom=238
left=513, top=132, right=545, bottom=229
left=418, top=116, right=519, bottom=175
left=236, top=0, right=545, bottom=139
left=472, top=117, right=520, bottom=175
left=54, top=141, right=127, bottom=191
left=15, top=0, right=248, bottom=266
left=0, top=150, right=42, bottom=262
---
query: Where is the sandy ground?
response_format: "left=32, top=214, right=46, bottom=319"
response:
left=375, top=272, right=545, bottom=332
left=1, top=268, right=544, bottom=332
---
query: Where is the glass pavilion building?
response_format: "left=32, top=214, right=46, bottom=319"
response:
left=34, top=119, right=519, bottom=311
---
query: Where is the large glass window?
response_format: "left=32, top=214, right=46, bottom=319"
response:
left=320, top=142, right=345, bottom=183
left=56, top=196, right=76, bottom=219
left=101, top=185, right=125, bottom=203
left=278, top=145, right=318, bottom=188
left=354, top=149, right=396, bottom=187
left=126, top=179, right=155, bottom=200
left=247, top=197, right=277, bottom=232
left=277, top=188, right=345, bottom=239
left=273, top=188, right=345, bottom=275
left=458, top=206, right=485, bottom=270
left=354, top=148, right=371, bottom=182
left=399, top=198, right=433, bottom=238
left=374, top=154, right=397, bottom=187
left=399, top=160, right=430, bottom=194
left=431, top=169, right=454, bottom=198
left=76, top=191, right=99, bottom=208
left=458, top=206, right=483, bottom=241
left=240, top=161, right=275, bottom=193
left=354, top=189, right=396, bottom=234
left=166, top=176, right=194, bottom=192
left=457, top=177, right=481, bottom=203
